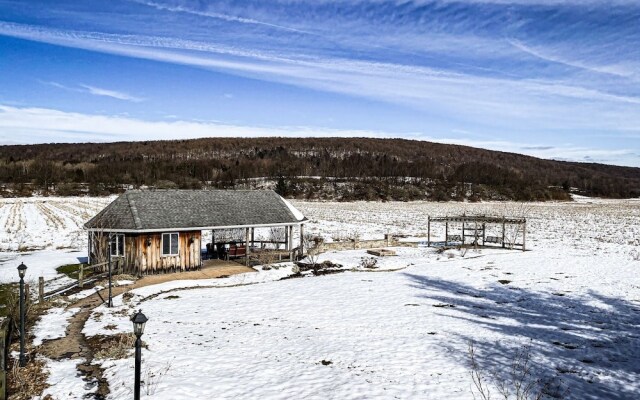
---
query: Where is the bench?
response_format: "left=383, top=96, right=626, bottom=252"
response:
left=485, top=236, right=502, bottom=244
left=226, top=245, right=246, bottom=260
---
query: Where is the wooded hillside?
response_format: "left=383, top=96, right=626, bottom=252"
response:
left=1, top=137, right=638, bottom=201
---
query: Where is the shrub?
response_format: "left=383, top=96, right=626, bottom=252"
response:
left=359, top=257, right=379, bottom=269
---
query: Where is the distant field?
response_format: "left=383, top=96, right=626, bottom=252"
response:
left=0, top=196, right=113, bottom=252
left=1, top=195, right=640, bottom=280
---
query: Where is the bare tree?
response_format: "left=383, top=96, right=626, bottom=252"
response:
left=302, top=232, right=322, bottom=268
left=269, top=227, right=286, bottom=250
left=215, top=228, right=245, bottom=243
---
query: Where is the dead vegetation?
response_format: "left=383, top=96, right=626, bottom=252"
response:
left=469, top=341, right=567, bottom=400
left=8, top=350, right=50, bottom=400
left=90, top=333, right=146, bottom=360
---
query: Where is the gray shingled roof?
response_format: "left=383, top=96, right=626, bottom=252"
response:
left=85, top=190, right=305, bottom=231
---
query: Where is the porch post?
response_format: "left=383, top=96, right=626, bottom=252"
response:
left=299, top=224, right=305, bottom=257
left=251, top=228, right=255, bottom=249
left=245, top=227, right=250, bottom=266
left=285, top=227, right=289, bottom=251
left=288, top=225, right=294, bottom=260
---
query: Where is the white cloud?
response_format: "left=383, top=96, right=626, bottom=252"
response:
left=508, top=39, right=639, bottom=80
left=41, top=80, right=144, bottom=102
left=79, top=85, right=145, bottom=102
left=3, top=21, right=637, bottom=133
left=131, top=0, right=310, bottom=34
left=0, top=104, right=637, bottom=166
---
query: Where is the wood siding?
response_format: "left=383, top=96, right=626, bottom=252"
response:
left=90, top=231, right=201, bottom=274
left=135, top=231, right=201, bottom=273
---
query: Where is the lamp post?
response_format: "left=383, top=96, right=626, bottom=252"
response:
left=131, top=310, right=148, bottom=400
left=17, top=262, right=27, bottom=367
left=107, top=234, right=113, bottom=308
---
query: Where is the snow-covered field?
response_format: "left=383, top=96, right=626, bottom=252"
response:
left=77, top=197, right=638, bottom=399
left=0, top=196, right=113, bottom=284
left=2, top=196, right=640, bottom=398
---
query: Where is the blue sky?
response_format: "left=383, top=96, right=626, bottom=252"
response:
left=0, top=1, right=639, bottom=166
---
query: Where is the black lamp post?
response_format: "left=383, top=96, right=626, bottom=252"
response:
left=17, top=262, right=27, bottom=367
left=131, top=309, right=148, bottom=400
left=107, top=234, right=113, bottom=307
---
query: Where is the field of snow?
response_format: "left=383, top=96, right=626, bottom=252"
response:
left=1, top=196, right=639, bottom=398
left=64, top=197, right=638, bottom=400
left=0, top=196, right=112, bottom=252
left=0, top=196, right=113, bottom=285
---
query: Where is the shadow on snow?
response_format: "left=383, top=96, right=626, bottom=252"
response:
left=403, top=272, right=640, bottom=400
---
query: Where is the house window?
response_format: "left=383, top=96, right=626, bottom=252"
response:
left=110, top=234, right=125, bottom=257
left=162, top=233, right=179, bottom=256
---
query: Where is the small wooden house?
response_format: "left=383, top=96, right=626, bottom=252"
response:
left=84, top=189, right=306, bottom=274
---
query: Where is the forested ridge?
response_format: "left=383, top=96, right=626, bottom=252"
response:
left=1, top=137, right=639, bottom=201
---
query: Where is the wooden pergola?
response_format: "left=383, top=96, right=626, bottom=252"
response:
left=427, top=215, right=527, bottom=251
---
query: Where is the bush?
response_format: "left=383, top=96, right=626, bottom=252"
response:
left=359, top=257, right=379, bottom=269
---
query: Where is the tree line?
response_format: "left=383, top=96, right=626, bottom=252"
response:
left=0, top=137, right=638, bottom=201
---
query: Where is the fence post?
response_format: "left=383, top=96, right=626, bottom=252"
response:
left=38, top=277, right=45, bottom=303
left=0, top=321, right=7, bottom=400
left=79, top=264, right=84, bottom=289
left=24, top=283, right=30, bottom=307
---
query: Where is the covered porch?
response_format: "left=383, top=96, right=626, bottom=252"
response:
left=201, top=223, right=306, bottom=266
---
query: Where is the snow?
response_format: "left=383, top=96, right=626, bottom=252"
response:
left=83, top=265, right=297, bottom=338
left=88, top=254, right=640, bottom=399
left=0, top=196, right=112, bottom=285
left=0, top=196, right=112, bottom=252
left=1, top=196, right=638, bottom=399
left=38, top=357, right=97, bottom=400
left=0, top=250, right=85, bottom=285
left=77, top=199, right=640, bottom=400
left=279, top=195, right=305, bottom=221
left=32, top=306, right=80, bottom=346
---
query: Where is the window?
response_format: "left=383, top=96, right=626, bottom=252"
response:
left=162, top=233, right=179, bottom=256
left=110, top=234, right=125, bottom=257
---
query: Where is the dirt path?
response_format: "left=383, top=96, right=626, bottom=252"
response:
left=38, top=263, right=254, bottom=398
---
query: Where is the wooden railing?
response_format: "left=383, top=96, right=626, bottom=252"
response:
left=0, top=259, right=127, bottom=399
left=79, top=261, right=106, bottom=289
left=31, top=260, right=125, bottom=302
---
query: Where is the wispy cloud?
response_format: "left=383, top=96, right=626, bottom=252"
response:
left=1, top=104, right=637, bottom=166
left=0, top=1, right=638, bottom=164
left=130, top=0, right=310, bottom=34
left=6, top=22, right=639, bottom=133
left=79, top=84, right=144, bottom=102
left=41, top=80, right=144, bottom=102
left=508, top=39, right=639, bottom=80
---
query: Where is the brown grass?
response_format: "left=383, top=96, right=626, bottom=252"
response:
left=90, top=333, right=147, bottom=360
left=8, top=350, right=50, bottom=400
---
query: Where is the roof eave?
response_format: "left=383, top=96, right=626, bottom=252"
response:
left=84, top=219, right=307, bottom=233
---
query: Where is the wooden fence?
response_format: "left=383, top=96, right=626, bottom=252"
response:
left=32, top=260, right=121, bottom=302
left=0, top=317, right=11, bottom=400
left=0, top=259, right=123, bottom=398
